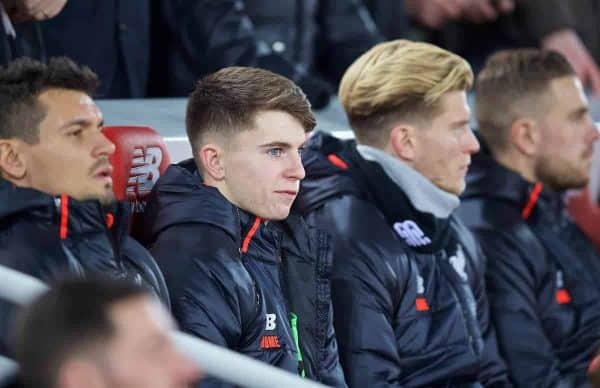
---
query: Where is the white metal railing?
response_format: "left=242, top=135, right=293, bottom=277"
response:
left=0, top=355, right=17, bottom=385
left=0, top=264, right=329, bottom=388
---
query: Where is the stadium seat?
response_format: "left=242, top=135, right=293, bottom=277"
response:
left=102, top=126, right=171, bottom=236
left=567, top=188, right=600, bottom=254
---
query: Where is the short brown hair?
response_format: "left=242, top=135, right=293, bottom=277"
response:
left=475, top=49, right=575, bottom=152
left=0, top=57, right=99, bottom=144
left=339, top=40, right=473, bottom=147
left=186, top=67, right=316, bottom=157
left=14, top=278, right=148, bottom=388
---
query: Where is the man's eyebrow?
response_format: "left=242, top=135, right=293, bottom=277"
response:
left=451, top=119, right=470, bottom=129
left=59, top=118, right=104, bottom=130
left=259, top=141, right=293, bottom=148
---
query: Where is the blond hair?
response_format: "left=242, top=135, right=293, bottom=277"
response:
left=339, top=40, right=473, bottom=146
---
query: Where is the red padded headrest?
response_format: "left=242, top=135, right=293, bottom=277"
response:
left=102, top=126, right=171, bottom=209
left=567, top=188, right=600, bottom=254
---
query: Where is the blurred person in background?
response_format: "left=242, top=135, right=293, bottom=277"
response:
left=434, top=1, right=600, bottom=94
left=364, top=0, right=514, bottom=41
left=14, top=278, right=200, bottom=388
left=150, top=0, right=382, bottom=109
left=458, top=49, right=600, bottom=387
left=40, top=0, right=151, bottom=98
left=138, top=67, right=346, bottom=387
left=295, top=40, right=511, bottom=387
left=0, top=57, right=169, bottom=355
left=366, top=0, right=600, bottom=96
left=0, top=0, right=66, bottom=65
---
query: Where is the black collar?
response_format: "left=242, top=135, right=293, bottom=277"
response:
left=346, top=146, right=452, bottom=254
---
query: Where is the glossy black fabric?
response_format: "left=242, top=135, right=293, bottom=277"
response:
left=0, top=178, right=168, bottom=355
left=136, top=159, right=346, bottom=387
left=458, top=140, right=600, bottom=388
left=295, top=132, right=511, bottom=388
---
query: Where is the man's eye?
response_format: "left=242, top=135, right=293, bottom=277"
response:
left=68, top=129, right=83, bottom=137
left=298, top=147, right=304, bottom=156
left=269, top=148, right=283, bottom=157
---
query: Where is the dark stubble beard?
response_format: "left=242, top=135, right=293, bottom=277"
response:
left=536, top=153, right=589, bottom=191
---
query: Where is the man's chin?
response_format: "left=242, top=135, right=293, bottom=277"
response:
left=99, top=191, right=117, bottom=206
left=261, top=207, right=291, bottom=221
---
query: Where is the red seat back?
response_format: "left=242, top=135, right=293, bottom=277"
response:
left=567, top=188, right=600, bottom=254
left=102, top=126, right=171, bottom=235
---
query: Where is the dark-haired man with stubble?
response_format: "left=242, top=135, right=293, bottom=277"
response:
left=458, top=49, right=600, bottom=387
left=0, top=57, right=169, bottom=354
left=138, top=67, right=346, bottom=387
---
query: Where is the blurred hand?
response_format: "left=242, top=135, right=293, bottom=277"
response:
left=542, top=29, right=600, bottom=95
left=2, top=0, right=67, bottom=23
left=461, top=0, right=515, bottom=23
left=404, top=0, right=469, bottom=30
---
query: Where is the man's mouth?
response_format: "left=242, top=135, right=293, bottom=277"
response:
left=274, top=190, right=298, bottom=197
left=93, top=165, right=113, bottom=184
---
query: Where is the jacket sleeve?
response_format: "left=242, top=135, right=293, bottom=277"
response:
left=315, top=0, right=383, bottom=84
left=149, top=224, right=261, bottom=388
left=121, top=236, right=171, bottom=309
left=308, top=201, right=409, bottom=387
left=475, top=228, right=564, bottom=388
left=464, top=238, right=513, bottom=387
left=319, top=300, right=347, bottom=387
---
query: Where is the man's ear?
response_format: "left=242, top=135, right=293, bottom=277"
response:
left=198, top=143, right=226, bottom=181
left=509, top=117, right=542, bottom=157
left=389, top=124, right=418, bottom=162
left=0, top=139, right=27, bottom=180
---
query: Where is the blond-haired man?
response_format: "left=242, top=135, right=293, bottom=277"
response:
left=295, top=40, right=511, bottom=387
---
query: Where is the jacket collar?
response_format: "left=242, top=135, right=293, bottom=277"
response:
left=0, top=177, right=116, bottom=238
left=356, top=144, right=459, bottom=218
left=346, top=144, right=453, bottom=254
left=462, top=137, right=565, bottom=222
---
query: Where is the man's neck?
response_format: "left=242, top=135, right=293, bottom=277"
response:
left=356, top=144, right=459, bottom=219
left=494, top=149, right=538, bottom=184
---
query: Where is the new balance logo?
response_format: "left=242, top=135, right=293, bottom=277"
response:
left=449, top=246, right=468, bottom=281
left=416, top=274, right=425, bottom=294
left=126, top=147, right=163, bottom=197
left=415, top=273, right=429, bottom=311
left=556, top=270, right=564, bottom=288
left=265, top=313, right=277, bottom=331
left=393, top=220, right=432, bottom=247
left=555, top=270, right=572, bottom=305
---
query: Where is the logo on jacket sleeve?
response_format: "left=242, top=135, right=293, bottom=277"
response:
left=415, top=273, right=430, bottom=312
left=555, top=270, right=572, bottom=305
left=449, top=245, right=468, bottom=281
left=393, top=220, right=432, bottom=247
left=265, top=313, right=277, bottom=330
left=260, top=313, right=281, bottom=349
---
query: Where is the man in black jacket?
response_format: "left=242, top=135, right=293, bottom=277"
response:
left=458, top=49, right=600, bottom=387
left=295, top=40, right=511, bottom=387
left=138, top=67, right=345, bottom=387
left=0, top=57, right=168, bottom=354
left=152, top=0, right=382, bottom=109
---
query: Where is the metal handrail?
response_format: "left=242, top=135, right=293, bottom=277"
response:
left=0, top=265, right=328, bottom=388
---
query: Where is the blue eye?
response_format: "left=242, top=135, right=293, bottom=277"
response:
left=298, top=147, right=304, bottom=157
left=269, top=148, right=283, bottom=157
